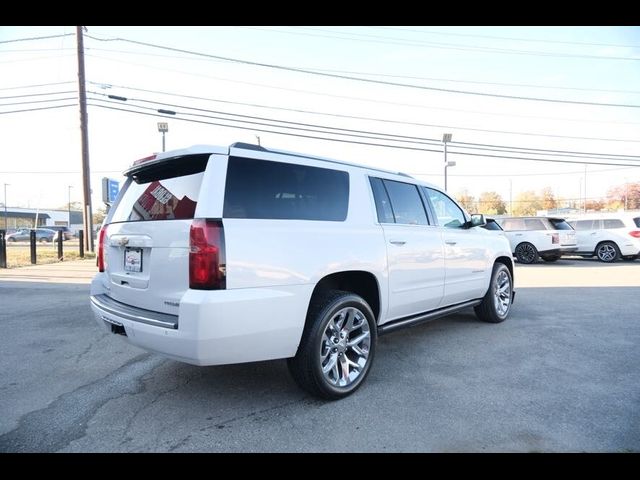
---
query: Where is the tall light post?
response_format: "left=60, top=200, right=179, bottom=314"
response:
left=3, top=183, right=8, bottom=230
left=158, top=122, right=168, bottom=152
left=68, top=185, right=73, bottom=227
left=443, top=133, right=453, bottom=191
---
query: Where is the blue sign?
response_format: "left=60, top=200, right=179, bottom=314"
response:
left=108, top=179, right=119, bottom=202
left=102, top=177, right=120, bottom=204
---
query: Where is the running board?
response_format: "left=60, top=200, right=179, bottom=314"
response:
left=378, top=299, right=482, bottom=335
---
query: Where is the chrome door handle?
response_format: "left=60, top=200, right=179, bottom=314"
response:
left=389, top=240, right=406, bottom=246
left=445, top=241, right=457, bottom=245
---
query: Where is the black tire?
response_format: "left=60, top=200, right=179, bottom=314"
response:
left=287, top=290, right=377, bottom=400
left=8, top=237, right=16, bottom=242
left=515, top=242, right=538, bottom=264
left=595, top=241, right=620, bottom=263
left=474, top=263, right=513, bottom=324
left=541, top=254, right=561, bottom=262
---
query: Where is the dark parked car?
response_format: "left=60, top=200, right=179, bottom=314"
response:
left=6, top=228, right=57, bottom=243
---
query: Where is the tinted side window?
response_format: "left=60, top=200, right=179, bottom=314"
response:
left=381, top=180, right=428, bottom=225
left=524, top=218, right=546, bottom=230
left=603, top=219, right=624, bottom=229
left=223, top=157, right=349, bottom=221
left=573, top=220, right=595, bottom=231
left=369, top=177, right=395, bottom=223
left=423, top=187, right=466, bottom=229
left=634, top=217, right=640, bottom=228
left=548, top=219, right=573, bottom=230
left=500, top=218, right=524, bottom=231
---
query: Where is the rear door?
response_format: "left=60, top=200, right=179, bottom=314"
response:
left=103, top=154, right=211, bottom=314
left=571, top=219, right=600, bottom=253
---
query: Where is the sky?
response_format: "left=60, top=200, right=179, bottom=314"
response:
left=1, top=25, right=640, bottom=213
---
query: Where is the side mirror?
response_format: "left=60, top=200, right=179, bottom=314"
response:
left=468, top=213, right=486, bottom=228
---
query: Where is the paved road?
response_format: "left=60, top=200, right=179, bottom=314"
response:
left=0, top=258, right=639, bottom=452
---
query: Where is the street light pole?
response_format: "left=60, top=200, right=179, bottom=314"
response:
left=443, top=133, right=452, bottom=191
left=3, top=183, right=8, bottom=230
left=158, top=122, right=168, bottom=152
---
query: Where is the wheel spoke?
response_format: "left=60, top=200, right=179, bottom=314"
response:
left=339, top=354, right=351, bottom=385
left=322, top=354, right=338, bottom=374
left=343, top=308, right=357, bottom=332
left=347, top=331, right=370, bottom=348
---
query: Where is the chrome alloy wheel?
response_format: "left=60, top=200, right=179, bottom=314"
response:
left=320, top=307, right=371, bottom=388
left=493, top=269, right=512, bottom=317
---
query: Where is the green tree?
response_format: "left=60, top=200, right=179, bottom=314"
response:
left=454, top=189, right=476, bottom=213
left=540, top=187, right=557, bottom=210
left=512, top=190, right=542, bottom=216
left=477, top=191, right=507, bottom=215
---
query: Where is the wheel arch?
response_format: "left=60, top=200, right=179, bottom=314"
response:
left=307, top=271, right=381, bottom=324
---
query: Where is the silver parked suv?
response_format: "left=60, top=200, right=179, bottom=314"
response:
left=90, top=142, right=515, bottom=399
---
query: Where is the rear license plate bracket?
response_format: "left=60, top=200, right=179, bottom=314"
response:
left=124, top=247, right=143, bottom=273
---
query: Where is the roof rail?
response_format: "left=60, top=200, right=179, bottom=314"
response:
left=230, top=142, right=268, bottom=152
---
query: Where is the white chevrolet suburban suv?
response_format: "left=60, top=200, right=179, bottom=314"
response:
left=90, top=143, right=515, bottom=399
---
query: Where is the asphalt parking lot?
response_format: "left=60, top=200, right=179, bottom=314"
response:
left=0, top=258, right=638, bottom=452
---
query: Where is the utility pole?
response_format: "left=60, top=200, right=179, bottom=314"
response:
left=76, top=26, right=94, bottom=252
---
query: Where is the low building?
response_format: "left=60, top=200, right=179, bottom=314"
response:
left=1, top=207, right=83, bottom=234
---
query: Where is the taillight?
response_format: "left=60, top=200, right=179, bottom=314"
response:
left=551, top=233, right=559, bottom=244
left=630, top=230, right=640, bottom=238
left=189, top=219, right=226, bottom=290
left=97, top=225, right=108, bottom=272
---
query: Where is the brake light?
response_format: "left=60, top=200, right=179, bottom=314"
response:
left=630, top=230, right=640, bottom=239
left=97, top=225, right=108, bottom=272
left=132, top=154, right=157, bottom=166
left=551, top=233, right=559, bottom=244
left=189, top=219, right=226, bottom=290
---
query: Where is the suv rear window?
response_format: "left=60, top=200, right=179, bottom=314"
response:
left=110, top=155, right=208, bottom=223
left=223, top=156, right=349, bottom=221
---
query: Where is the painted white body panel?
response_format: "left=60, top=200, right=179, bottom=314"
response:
left=567, top=214, right=640, bottom=257
left=91, top=143, right=514, bottom=366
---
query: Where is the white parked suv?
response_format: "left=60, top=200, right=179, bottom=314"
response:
left=90, top=143, right=515, bottom=399
left=565, top=213, right=640, bottom=262
left=493, top=216, right=577, bottom=264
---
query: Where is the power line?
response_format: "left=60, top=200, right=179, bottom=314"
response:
left=0, top=97, right=76, bottom=107
left=89, top=91, right=640, bottom=155
left=242, top=26, right=640, bottom=62
left=88, top=83, right=640, bottom=144
left=0, top=81, right=74, bottom=91
left=86, top=101, right=640, bottom=168
left=86, top=62, right=640, bottom=127
left=0, top=33, right=74, bottom=45
left=84, top=34, right=640, bottom=109
left=0, top=104, right=76, bottom=115
left=372, top=26, right=640, bottom=49
left=0, top=90, right=75, bottom=100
